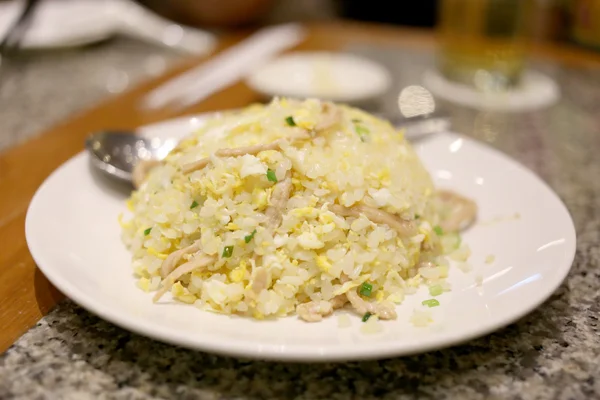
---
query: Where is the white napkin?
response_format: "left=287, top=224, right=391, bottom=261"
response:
left=0, top=0, right=216, bottom=55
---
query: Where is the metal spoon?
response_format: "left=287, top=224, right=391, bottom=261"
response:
left=85, top=131, right=176, bottom=186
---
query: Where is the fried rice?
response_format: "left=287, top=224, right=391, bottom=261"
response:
left=120, top=98, right=476, bottom=322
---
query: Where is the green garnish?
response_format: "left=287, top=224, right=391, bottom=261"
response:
left=222, top=246, right=234, bottom=258
left=415, top=214, right=420, bottom=219
left=355, top=125, right=369, bottom=136
left=285, top=116, right=296, bottom=126
left=359, top=282, right=373, bottom=297
left=434, top=225, right=444, bottom=236
left=429, top=285, right=443, bottom=297
left=143, top=228, right=152, bottom=236
left=362, top=312, right=372, bottom=322
left=354, top=124, right=369, bottom=142
left=422, top=299, right=440, bottom=308
left=441, top=233, right=461, bottom=253
left=266, top=169, right=278, bottom=182
left=190, top=200, right=199, bottom=209
left=352, top=118, right=362, bottom=123
left=244, top=229, right=257, bottom=244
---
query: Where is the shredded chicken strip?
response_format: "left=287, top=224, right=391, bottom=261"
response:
left=153, top=254, right=215, bottom=302
left=297, top=301, right=334, bottom=322
left=248, top=266, right=269, bottom=296
left=345, top=289, right=397, bottom=320
left=338, top=274, right=396, bottom=320
left=329, top=204, right=416, bottom=237
left=181, top=103, right=340, bottom=175
left=132, top=159, right=162, bottom=189
left=330, top=294, right=348, bottom=309
left=296, top=294, right=347, bottom=322
left=265, top=175, right=293, bottom=230
left=181, top=131, right=310, bottom=174
left=436, top=190, right=478, bottom=232
left=314, top=102, right=342, bottom=131
left=159, top=240, right=201, bottom=278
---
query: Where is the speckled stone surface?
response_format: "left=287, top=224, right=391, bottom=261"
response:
left=1, top=42, right=600, bottom=399
left=0, top=37, right=182, bottom=153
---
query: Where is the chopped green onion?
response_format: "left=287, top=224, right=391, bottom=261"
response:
left=190, top=200, right=199, bottom=209
left=352, top=118, right=362, bottom=123
left=359, top=282, right=373, bottom=297
left=244, top=229, right=257, bottom=244
left=355, top=125, right=369, bottom=136
left=266, top=169, right=278, bottom=183
left=143, top=228, right=152, bottom=236
left=354, top=124, right=369, bottom=142
left=362, top=312, right=372, bottom=322
left=222, top=246, right=234, bottom=258
left=415, top=214, right=421, bottom=219
left=429, top=285, right=443, bottom=297
left=434, top=225, right=444, bottom=236
left=285, top=116, right=296, bottom=126
left=422, top=299, right=440, bottom=308
left=441, top=233, right=461, bottom=253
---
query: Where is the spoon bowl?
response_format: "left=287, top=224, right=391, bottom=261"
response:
left=85, top=131, right=175, bottom=186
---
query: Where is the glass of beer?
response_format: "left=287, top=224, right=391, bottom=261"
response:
left=436, top=0, right=530, bottom=91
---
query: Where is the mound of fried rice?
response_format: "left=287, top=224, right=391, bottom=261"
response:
left=120, top=98, right=475, bottom=322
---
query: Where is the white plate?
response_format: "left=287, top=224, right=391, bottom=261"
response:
left=0, top=0, right=215, bottom=55
left=25, top=114, right=576, bottom=362
left=245, top=51, right=392, bottom=103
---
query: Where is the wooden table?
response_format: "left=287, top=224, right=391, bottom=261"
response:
left=1, top=21, right=600, bottom=352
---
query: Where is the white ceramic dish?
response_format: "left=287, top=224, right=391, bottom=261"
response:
left=25, top=114, right=576, bottom=362
left=0, top=0, right=215, bottom=54
left=245, top=51, right=392, bottom=103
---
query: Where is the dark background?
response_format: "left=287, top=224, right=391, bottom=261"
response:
left=338, top=0, right=439, bottom=27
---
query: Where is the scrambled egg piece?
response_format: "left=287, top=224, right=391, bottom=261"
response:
left=229, top=260, right=248, bottom=283
left=252, top=188, right=268, bottom=208
left=172, top=282, right=196, bottom=304
left=147, top=247, right=168, bottom=260
left=137, top=277, right=151, bottom=292
left=297, top=232, right=324, bottom=249
left=315, top=255, right=332, bottom=273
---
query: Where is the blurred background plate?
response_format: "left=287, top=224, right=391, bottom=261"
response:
left=0, top=0, right=215, bottom=54
left=245, top=51, right=392, bottom=104
left=0, top=0, right=115, bottom=49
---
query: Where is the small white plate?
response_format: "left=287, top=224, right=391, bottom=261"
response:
left=25, top=114, right=576, bottom=362
left=245, top=51, right=392, bottom=103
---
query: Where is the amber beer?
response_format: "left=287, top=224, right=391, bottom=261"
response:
left=437, top=0, right=528, bottom=90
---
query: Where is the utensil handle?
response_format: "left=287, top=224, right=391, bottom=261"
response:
left=140, top=23, right=306, bottom=111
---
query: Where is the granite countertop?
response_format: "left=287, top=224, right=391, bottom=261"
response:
left=0, top=38, right=183, bottom=152
left=1, top=39, right=600, bottom=400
